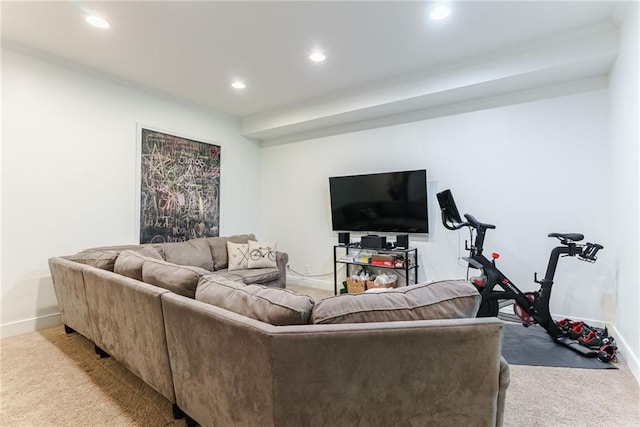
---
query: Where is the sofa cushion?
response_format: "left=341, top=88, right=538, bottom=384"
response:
left=311, top=280, right=480, bottom=325
left=202, top=271, right=245, bottom=283
left=223, top=268, right=280, bottom=285
left=195, top=275, right=314, bottom=326
left=162, top=238, right=213, bottom=271
left=227, top=242, right=249, bottom=271
left=114, top=248, right=163, bottom=281
left=142, top=259, right=210, bottom=299
left=67, top=250, right=120, bottom=271
left=208, top=234, right=256, bottom=270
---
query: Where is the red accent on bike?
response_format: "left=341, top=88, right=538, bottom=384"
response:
left=513, top=293, right=535, bottom=325
left=492, top=252, right=500, bottom=259
left=471, top=277, right=486, bottom=287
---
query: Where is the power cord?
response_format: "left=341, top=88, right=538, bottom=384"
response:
left=287, top=265, right=344, bottom=278
left=456, top=228, right=467, bottom=268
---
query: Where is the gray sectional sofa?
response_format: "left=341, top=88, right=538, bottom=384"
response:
left=48, top=235, right=510, bottom=427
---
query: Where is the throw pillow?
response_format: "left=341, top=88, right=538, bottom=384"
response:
left=67, top=250, right=120, bottom=271
left=311, top=279, right=481, bottom=324
left=247, top=240, right=277, bottom=269
left=113, top=247, right=163, bottom=281
left=196, top=275, right=314, bottom=325
left=142, top=258, right=209, bottom=299
left=227, top=242, right=249, bottom=271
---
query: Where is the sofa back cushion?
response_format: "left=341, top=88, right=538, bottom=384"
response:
left=161, top=238, right=214, bottom=271
left=114, top=248, right=163, bottom=281
left=82, top=243, right=165, bottom=258
left=207, top=234, right=256, bottom=270
left=311, top=280, right=480, bottom=324
left=142, top=259, right=209, bottom=299
left=67, top=250, right=120, bottom=271
left=195, top=274, right=314, bottom=325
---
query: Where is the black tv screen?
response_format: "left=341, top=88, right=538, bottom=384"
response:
left=329, top=169, right=429, bottom=233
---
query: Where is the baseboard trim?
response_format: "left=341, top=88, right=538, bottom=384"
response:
left=1, top=313, right=62, bottom=339
left=612, top=324, right=640, bottom=384
left=286, top=274, right=333, bottom=291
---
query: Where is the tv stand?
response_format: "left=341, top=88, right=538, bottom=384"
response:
left=333, top=245, right=419, bottom=295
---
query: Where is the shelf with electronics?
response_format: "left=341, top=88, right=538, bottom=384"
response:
left=328, top=169, right=429, bottom=295
left=333, top=239, right=419, bottom=295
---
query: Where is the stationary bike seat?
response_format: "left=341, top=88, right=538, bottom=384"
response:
left=548, top=232, right=584, bottom=242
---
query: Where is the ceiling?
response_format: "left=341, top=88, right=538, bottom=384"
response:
left=1, top=1, right=627, bottom=143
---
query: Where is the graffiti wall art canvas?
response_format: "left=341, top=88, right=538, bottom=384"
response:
left=139, top=128, right=220, bottom=243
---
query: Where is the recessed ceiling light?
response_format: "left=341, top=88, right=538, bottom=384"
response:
left=85, top=15, right=110, bottom=29
left=429, top=6, right=451, bottom=20
left=309, top=52, right=326, bottom=62
left=231, top=81, right=246, bottom=90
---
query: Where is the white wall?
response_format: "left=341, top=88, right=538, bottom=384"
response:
left=609, top=3, right=639, bottom=382
left=1, top=48, right=262, bottom=337
left=260, top=89, right=612, bottom=321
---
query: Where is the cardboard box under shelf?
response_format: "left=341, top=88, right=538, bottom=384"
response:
left=345, top=278, right=366, bottom=294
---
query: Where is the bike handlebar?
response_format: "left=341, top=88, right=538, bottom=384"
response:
left=580, top=242, right=604, bottom=262
left=463, top=214, right=496, bottom=230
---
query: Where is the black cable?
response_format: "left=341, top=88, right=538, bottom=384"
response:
left=287, top=265, right=345, bottom=278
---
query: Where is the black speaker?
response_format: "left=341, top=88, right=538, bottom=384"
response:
left=338, top=232, right=350, bottom=246
left=396, top=234, right=409, bottom=249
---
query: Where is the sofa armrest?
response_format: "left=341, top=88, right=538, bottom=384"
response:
left=49, top=257, right=94, bottom=339
left=496, top=356, right=511, bottom=427
left=275, top=251, right=288, bottom=288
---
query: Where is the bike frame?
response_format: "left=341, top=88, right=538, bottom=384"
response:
left=438, top=191, right=604, bottom=357
left=442, top=211, right=597, bottom=340
left=463, top=240, right=577, bottom=338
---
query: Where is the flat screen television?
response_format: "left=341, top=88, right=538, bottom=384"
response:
left=329, top=169, right=428, bottom=233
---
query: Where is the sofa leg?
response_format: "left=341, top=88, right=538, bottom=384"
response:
left=94, top=344, right=110, bottom=359
left=185, top=414, right=198, bottom=427
left=63, top=324, right=76, bottom=335
left=172, top=404, right=185, bottom=419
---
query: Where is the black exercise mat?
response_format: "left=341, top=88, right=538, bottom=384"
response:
left=501, top=323, right=616, bottom=369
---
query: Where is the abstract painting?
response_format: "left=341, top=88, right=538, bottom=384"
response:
left=139, top=128, right=220, bottom=243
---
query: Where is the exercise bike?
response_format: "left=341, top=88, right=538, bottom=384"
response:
left=436, top=189, right=604, bottom=357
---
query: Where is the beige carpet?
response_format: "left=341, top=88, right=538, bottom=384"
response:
left=0, top=327, right=182, bottom=426
left=1, top=287, right=638, bottom=426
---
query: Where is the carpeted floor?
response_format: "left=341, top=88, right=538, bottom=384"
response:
left=0, top=326, right=182, bottom=426
left=1, top=285, right=638, bottom=426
